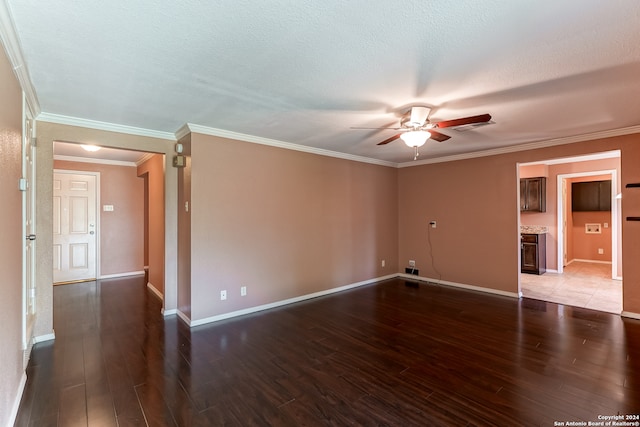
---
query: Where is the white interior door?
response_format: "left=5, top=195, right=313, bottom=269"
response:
left=22, top=116, right=36, bottom=351
left=53, top=171, right=98, bottom=283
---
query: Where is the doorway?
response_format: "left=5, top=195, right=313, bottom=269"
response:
left=52, top=170, right=99, bottom=284
left=518, top=151, right=622, bottom=313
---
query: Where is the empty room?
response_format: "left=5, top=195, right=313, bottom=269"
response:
left=2, top=1, right=640, bottom=426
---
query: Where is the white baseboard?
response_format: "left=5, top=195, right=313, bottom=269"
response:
left=622, top=311, right=640, bottom=320
left=545, top=269, right=559, bottom=274
left=188, top=274, right=398, bottom=327
left=99, top=270, right=145, bottom=279
left=571, top=259, right=612, bottom=265
left=162, top=308, right=178, bottom=316
left=177, top=310, right=191, bottom=324
left=146, top=282, right=163, bottom=300
left=33, top=331, right=55, bottom=343
left=399, top=273, right=521, bottom=299
left=8, top=372, right=27, bottom=427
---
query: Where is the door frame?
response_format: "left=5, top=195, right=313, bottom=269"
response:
left=556, top=169, right=620, bottom=279
left=22, top=111, right=36, bottom=353
left=53, top=169, right=101, bottom=282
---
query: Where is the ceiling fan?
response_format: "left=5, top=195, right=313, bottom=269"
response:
left=352, top=106, right=492, bottom=160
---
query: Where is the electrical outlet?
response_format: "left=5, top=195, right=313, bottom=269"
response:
left=381, top=259, right=385, bottom=267
left=220, top=290, right=227, bottom=300
left=598, top=248, right=604, bottom=255
left=241, top=286, right=247, bottom=296
left=430, top=220, right=437, bottom=229
left=409, top=260, right=416, bottom=268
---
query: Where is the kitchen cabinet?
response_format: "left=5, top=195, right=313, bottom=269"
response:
left=521, top=233, right=546, bottom=275
left=572, top=180, right=611, bottom=211
left=520, top=177, right=546, bottom=212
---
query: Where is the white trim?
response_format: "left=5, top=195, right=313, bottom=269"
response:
left=0, top=2, right=40, bottom=116
left=545, top=269, right=559, bottom=274
left=176, top=310, right=191, bottom=323
left=184, top=123, right=398, bottom=168
left=622, top=311, right=640, bottom=320
left=7, top=372, right=28, bottom=427
left=54, top=154, right=137, bottom=167
left=136, top=152, right=156, bottom=167
left=523, top=150, right=621, bottom=166
left=37, top=112, right=176, bottom=141
left=398, top=274, right=521, bottom=299
left=147, top=282, right=163, bottom=300
left=400, top=126, right=640, bottom=168
left=571, top=259, right=613, bottom=265
left=33, top=332, right=55, bottom=343
left=162, top=308, right=178, bottom=316
left=99, top=271, right=145, bottom=279
left=187, top=274, right=398, bottom=327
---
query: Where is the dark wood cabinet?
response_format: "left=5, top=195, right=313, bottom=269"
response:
left=572, top=180, right=611, bottom=211
left=521, top=233, right=546, bottom=275
left=520, top=177, right=546, bottom=212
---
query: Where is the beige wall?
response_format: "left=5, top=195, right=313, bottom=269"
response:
left=399, top=137, right=640, bottom=315
left=0, top=41, right=26, bottom=426
left=137, top=154, right=166, bottom=296
left=54, top=160, right=145, bottom=276
left=187, top=133, right=399, bottom=322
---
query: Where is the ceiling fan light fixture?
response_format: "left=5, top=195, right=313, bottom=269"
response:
left=400, top=130, right=430, bottom=148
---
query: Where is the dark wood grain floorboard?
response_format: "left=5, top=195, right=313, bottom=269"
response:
left=14, top=276, right=640, bottom=426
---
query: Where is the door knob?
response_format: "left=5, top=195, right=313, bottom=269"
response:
left=90, top=231, right=95, bottom=235
left=26, top=234, right=36, bottom=240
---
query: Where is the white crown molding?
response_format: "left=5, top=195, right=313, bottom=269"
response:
left=136, top=152, right=156, bottom=166
left=0, top=1, right=40, bottom=116
left=184, top=123, right=399, bottom=168
left=54, top=154, right=137, bottom=167
left=37, top=112, right=177, bottom=141
left=399, top=125, right=640, bottom=168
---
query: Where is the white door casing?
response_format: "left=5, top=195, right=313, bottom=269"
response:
left=53, top=171, right=98, bottom=283
left=22, top=115, right=36, bottom=352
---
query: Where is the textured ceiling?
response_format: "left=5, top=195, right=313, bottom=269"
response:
left=6, top=0, right=640, bottom=164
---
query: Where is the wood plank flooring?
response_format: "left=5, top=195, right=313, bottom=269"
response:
left=14, top=276, right=640, bottom=426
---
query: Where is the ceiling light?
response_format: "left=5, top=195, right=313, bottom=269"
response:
left=81, top=144, right=101, bottom=152
left=400, top=131, right=431, bottom=148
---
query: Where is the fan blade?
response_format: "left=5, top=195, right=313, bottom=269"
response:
left=350, top=126, right=404, bottom=130
left=377, top=134, right=401, bottom=145
left=410, top=106, right=430, bottom=126
left=429, top=130, right=451, bottom=142
left=434, top=114, right=492, bottom=129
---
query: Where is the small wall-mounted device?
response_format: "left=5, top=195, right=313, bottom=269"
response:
left=175, top=143, right=183, bottom=154
left=173, top=155, right=186, bottom=168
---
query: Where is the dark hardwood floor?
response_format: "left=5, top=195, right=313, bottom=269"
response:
left=14, top=276, right=640, bottom=426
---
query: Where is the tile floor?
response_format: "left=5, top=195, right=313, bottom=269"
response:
left=520, top=261, right=622, bottom=314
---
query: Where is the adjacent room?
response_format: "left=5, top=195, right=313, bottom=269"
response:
left=2, top=1, right=640, bottom=425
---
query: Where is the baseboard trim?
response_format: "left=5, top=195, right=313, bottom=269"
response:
left=399, top=274, right=521, bottom=299
left=162, top=308, right=178, bottom=316
left=571, top=259, right=612, bottom=265
left=99, top=270, right=145, bottom=279
left=188, top=274, right=398, bottom=327
left=622, top=311, right=640, bottom=320
left=146, top=282, right=163, bottom=300
left=8, top=372, right=27, bottom=427
left=33, top=332, right=55, bottom=343
left=177, top=310, right=191, bottom=325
